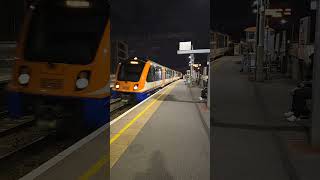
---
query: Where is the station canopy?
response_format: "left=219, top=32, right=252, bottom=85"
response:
left=244, top=26, right=275, bottom=32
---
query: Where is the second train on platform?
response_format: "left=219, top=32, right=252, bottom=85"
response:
left=113, top=57, right=182, bottom=102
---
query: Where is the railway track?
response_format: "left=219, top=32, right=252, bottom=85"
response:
left=0, top=127, right=51, bottom=160
left=110, top=98, right=137, bottom=120
left=0, top=116, right=35, bottom=137
left=110, top=98, right=130, bottom=113
left=0, top=116, right=50, bottom=160
left=0, top=116, right=85, bottom=179
left=0, top=128, right=83, bottom=179
left=0, top=97, right=135, bottom=178
left=0, top=110, right=7, bottom=119
left=0, top=97, right=129, bottom=158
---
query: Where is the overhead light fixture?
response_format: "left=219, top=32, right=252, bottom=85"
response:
left=65, top=0, right=90, bottom=8
left=280, top=19, right=288, bottom=24
left=130, top=61, right=139, bottom=64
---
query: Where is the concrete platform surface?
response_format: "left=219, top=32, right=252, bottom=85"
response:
left=211, top=56, right=319, bottom=180
left=111, top=80, right=210, bottom=180
left=20, top=125, right=109, bottom=180
left=19, top=80, right=209, bottom=180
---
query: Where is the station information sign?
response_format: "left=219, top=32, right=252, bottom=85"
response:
left=179, top=41, right=192, bottom=51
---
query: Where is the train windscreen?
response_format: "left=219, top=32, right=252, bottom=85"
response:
left=24, top=0, right=109, bottom=64
left=117, top=61, right=145, bottom=82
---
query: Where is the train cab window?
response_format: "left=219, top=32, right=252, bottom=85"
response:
left=118, top=61, right=145, bottom=82
left=24, top=0, right=109, bottom=64
left=147, top=66, right=155, bottom=82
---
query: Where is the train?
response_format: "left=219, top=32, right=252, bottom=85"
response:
left=6, top=0, right=110, bottom=132
left=210, top=31, right=233, bottom=61
left=112, top=57, right=182, bottom=102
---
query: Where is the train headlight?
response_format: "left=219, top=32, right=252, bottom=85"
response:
left=76, top=71, right=90, bottom=90
left=18, top=66, right=30, bottom=85
left=115, top=84, right=120, bottom=89
left=76, top=78, right=89, bottom=89
left=133, top=84, right=138, bottom=90
left=18, top=74, right=30, bottom=85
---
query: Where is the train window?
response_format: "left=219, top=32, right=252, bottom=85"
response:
left=147, top=66, right=155, bottom=82
left=155, top=66, right=162, bottom=81
left=117, top=61, right=145, bottom=82
left=248, top=32, right=255, bottom=40
left=166, top=69, right=172, bottom=79
left=24, top=0, right=109, bottom=64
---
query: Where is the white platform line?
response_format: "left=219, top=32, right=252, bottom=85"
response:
left=20, top=80, right=178, bottom=180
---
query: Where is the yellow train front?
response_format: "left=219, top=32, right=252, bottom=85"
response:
left=6, top=0, right=110, bottom=131
left=113, top=57, right=182, bottom=102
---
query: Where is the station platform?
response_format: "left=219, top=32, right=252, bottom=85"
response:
left=110, top=80, right=209, bottom=179
left=211, top=56, right=320, bottom=180
left=21, top=80, right=210, bottom=180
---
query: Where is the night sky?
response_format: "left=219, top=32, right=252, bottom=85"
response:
left=211, top=0, right=314, bottom=42
left=0, top=0, right=210, bottom=73
left=4, top=0, right=315, bottom=72
left=111, top=0, right=210, bottom=72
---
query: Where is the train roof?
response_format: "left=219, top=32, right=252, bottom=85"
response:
left=124, top=57, right=181, bottom=73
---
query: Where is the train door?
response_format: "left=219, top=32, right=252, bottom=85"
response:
left=162, top=67, right=166, bottom=87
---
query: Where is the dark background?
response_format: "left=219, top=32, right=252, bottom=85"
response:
left=0, top=0, right=25, bottom=41
left=110, top=0, right=210, bottom=72
left=211, top=0, right=314, bottom=42
left=1, top=0, right=210, bottom=73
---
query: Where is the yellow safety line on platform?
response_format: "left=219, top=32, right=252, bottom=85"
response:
left=78, top=82, right=177, bottom=180
left=110, top=85, right=173, bottom=144
left=79, top=154, right=108, bottom=180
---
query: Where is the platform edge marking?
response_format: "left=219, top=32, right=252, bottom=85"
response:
left=79, top=81, right=177, bottom=179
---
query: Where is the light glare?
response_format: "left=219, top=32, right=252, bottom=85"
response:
left=66, top=1, right=90, bottom=8
left=130, top=61, right=139, bottom=64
